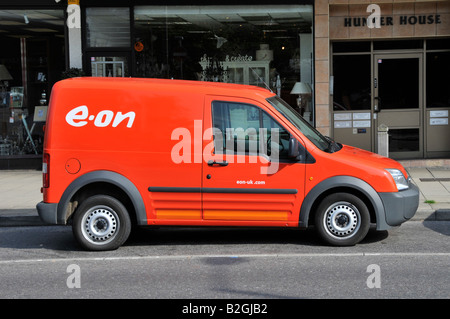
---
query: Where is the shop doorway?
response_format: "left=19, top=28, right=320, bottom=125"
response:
left=332, top=40, right=450, bottom=160
left=373, top=53, right=423, bottom=159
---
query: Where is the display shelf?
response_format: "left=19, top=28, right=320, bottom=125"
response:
left=199, top=60, right=270, bottom=87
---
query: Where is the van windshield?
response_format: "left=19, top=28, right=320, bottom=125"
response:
left=267, top=96, right=340, bottom=153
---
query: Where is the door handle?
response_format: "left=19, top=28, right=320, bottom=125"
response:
left=374, top=97, right=381, bottom=113
left=207, top=160, right=228, bottom=166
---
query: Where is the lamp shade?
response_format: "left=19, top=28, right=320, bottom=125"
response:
left=290, top=82, right=311, bottom=94
left=0, top=65, right=13, bottom=81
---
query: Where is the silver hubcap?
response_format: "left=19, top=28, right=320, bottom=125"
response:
left=323, top=201, right=360, bottom=239
left=81, top=206, right=120, bottom=245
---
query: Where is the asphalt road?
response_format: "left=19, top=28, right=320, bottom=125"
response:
left=0, top=221, right=448, bottom=301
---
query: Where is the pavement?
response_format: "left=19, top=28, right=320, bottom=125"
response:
left=0, top=161, right=449, bottom=227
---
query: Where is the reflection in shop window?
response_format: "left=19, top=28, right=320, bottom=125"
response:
left=133, top=5, right=313, bottom=109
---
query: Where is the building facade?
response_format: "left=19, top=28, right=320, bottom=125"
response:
left=321, top=0, right=450, bottom=160
left=0, top=0, right=448, bottom=168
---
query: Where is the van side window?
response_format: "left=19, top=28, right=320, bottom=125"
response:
left=212, top=101, right=290, bottom=159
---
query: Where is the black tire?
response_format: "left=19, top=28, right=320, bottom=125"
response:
left=315, top=193, right=370, bottom=246
left=72, top=195, right=131, bottom=251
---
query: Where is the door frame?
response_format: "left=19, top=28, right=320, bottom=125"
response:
left=201, top=95, right=305, bottom=226
left=373, top=52, right=424, bottom=159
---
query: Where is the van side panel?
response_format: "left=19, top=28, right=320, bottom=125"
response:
left=44, top=79, right=204, bottom=224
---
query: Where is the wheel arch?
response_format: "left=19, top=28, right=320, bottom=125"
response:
left=299, top=176, right=390, bottom=230
left=56, top=170, right=147, bottom=225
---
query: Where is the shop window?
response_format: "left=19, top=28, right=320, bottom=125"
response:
left=86, top=8, right=130, bottom=48
left=0, top=10, right=65, bottom=159
left=332, top=55, right=371, bottom=111
left=426, top=51, right=450, bottom=108
left=133, top=5, right=313, bottom=108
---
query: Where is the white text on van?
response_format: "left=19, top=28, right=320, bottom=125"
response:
left=65, top=105, right=136, bottom=128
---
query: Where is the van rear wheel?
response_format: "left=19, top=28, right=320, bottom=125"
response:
left=315, top=193, right=370, bottom=246
left=72, top=195, right=131, bottom=251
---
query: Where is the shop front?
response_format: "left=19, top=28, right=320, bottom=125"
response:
left=4, top=0, right=446, bottom=169
left=326, top=0, right=450, bottom=159
left=0, top=1, right=66, bottom=168
left=2, top=0, right=314, bottom=169
left=81, top=1, right=315, bottom=123
left=81, top=0, right=449, bottom=161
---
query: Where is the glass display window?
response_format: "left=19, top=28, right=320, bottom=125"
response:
left=133, top=4, right=313, bottom=107
left=0, top=9, right=65, bottom=161
left=86, top=7, right=131, bottom=48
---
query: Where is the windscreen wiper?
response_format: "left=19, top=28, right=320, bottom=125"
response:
left=325, top=136, right=342, bottom=153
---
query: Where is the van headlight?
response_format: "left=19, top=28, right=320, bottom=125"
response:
left=386, top=169, right=409, bottom=191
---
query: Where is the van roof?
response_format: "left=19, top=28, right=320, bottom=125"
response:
left=58, top=77, right=275, bottom=98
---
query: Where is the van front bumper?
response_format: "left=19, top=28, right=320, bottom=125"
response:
left=379, top=183, right=419, bottom=228
left=36, top=201, right=60, bottom=225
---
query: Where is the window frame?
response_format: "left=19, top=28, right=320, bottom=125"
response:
left=211, top=100, right=293, bottom=160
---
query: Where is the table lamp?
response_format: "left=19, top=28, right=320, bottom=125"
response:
left=290, top=82, right=311, bottom=115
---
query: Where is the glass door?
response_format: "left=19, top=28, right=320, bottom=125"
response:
left=374, top=53, right=423, bottom=159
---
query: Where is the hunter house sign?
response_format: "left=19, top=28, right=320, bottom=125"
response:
left=344, top=14, right=442, bottom=27
left=340, top=3, right=444, bottom=29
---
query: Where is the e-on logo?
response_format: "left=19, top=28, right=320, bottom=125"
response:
left=65, top=105, right=136, bottom=128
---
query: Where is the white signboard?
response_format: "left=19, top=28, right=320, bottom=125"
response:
left=430, top=110, right=448, bottom=118
left=353, top=112, right=371, bottom=120
left=430, top=118, right=449, bottom=126
left=334, top=121, right=352, bottom=128
left=334, top=113, right=352, bottom=121
left=353, top=120, right=371, bottom=128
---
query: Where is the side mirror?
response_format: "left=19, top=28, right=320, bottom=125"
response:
left=288, top=137, right=301, bottom=159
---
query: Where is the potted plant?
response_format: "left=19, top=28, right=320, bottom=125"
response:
left=61, top=67, right=85, bottom=79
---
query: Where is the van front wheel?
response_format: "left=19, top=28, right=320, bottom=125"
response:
left=315, top=193, right=370, bottom=246
left=72, top=195, right=131, bottom=251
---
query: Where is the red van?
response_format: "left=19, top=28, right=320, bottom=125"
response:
left=37, top=78, right=419, bottom=250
